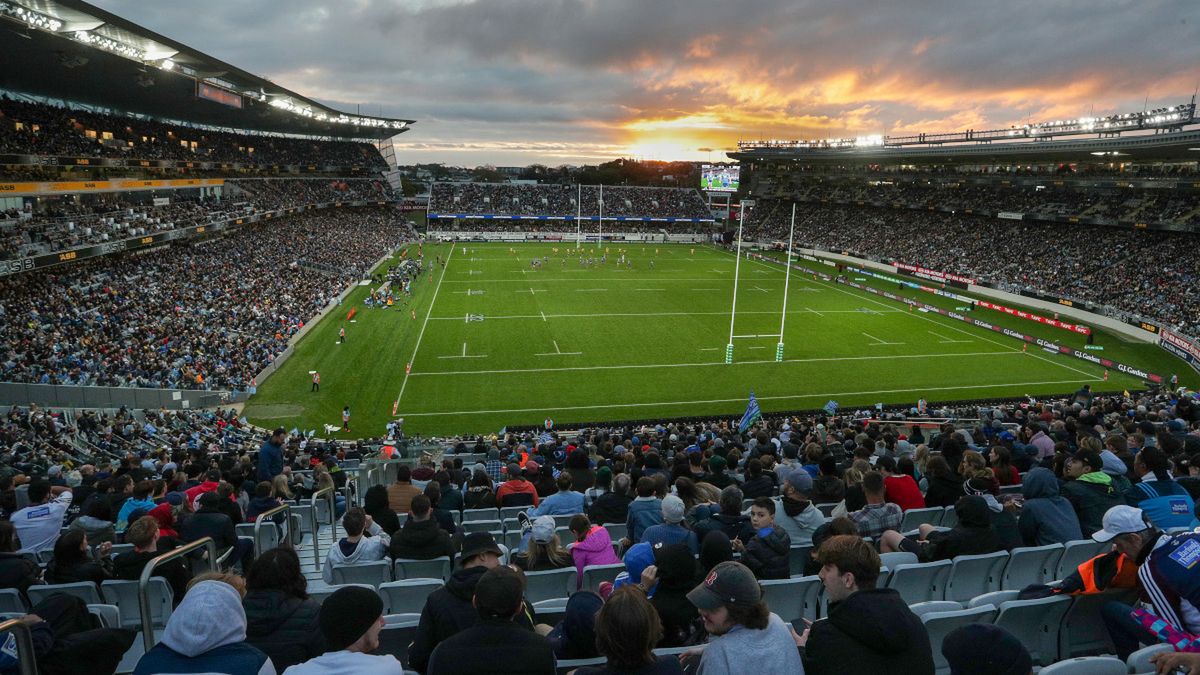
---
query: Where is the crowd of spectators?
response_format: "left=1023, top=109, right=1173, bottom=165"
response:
left=0, top=208, right=412, bottom=390
left=0, top=97, right=388, bottom=169
left=429, top=182, right=713, bottom=221
left=0, top=178, right=395, bottom=261
left=743, top=199, right=1200, bottom=337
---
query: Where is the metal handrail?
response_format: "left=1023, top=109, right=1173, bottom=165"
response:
left=310, top=486, right=336, bottom=568
left=253, top=503, right=293, bottom=558
left=138, top=536, right=217, bottom=652
left=0, top=619, right=38, bottom=675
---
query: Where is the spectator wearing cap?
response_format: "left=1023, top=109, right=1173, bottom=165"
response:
left=1125, top=447, right=1198, bottom=530
left=733, top=497, right=790, bottom=580
left=941, top=624, right=1031, bottom=675
left=624, top=477, right=664, bottom=545
left=529, top=461, right=558, bottom=498
left=513, top=515, right=572, bottom=571
left=567, top=514, right=619, bottom=588
left=685, top=560, right=803, bottom=674
left=1018, top=467, right=1083, bottom=546
left=1061, top=450, right=1124, bottom=537
left=496, top=463, right=540, bottom=508
left=1097, top=505, right=1200, bottom=660
left=386, top=465, right=422, bottom=514
left=10, top=479, right=72, bottom=554
left=387, top=494, right=453, bottom=561
left=846, top=472, right=902, bottom=539
left=641, top=496, right=699, bottom=554
left=319, top=507, right=389, bottom=584
left=426, top=566, right=556, bottom=674
left=409, top=532, right=535, bottom=672
left=282, top=585, right=400, bottom=674
left=577, top=585, right=684, bottom=675
left=133, top=579, right=273, bottom=675
left=876, top=456, right=925, bottom=512
left=774, top=469, right=823, bottom=544
left=799, top=535, right=933, bottom=675
left=526, top=471, right=585, bottom=517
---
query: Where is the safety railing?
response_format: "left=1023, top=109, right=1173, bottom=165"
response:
left=0, top=619, right=38, bottom=675
left=310, top=486, right=336, bottom=568
left=139, top=536, right=217, bottom=652
left=253, top=503, right=293, bottom=558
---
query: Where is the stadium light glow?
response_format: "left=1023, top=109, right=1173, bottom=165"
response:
left=1, top=3, right=63, bottom=31
left=72, top=30, right=147, bottom=60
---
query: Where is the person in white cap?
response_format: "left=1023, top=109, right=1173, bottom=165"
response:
left=1096, top=505, right=1200, bottom=660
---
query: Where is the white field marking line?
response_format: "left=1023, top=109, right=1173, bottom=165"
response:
left=409, top=349, right=1018, bottom=377
left=748, top=346, right=767, bottom=350
left=444, top=277, right=736, bottom=284
left=710, top=268, right=728, bottom=274
left=399, top=376, right=1103, bottom=417
left=1025, top=348, right=1101, bottom=379
left=540, top=310, right=547, bottom=323
left=927, top=330, right=973, bottom=344
left=635, top=288, right=666, bottom=291
left=427, top=308, right=902, bottom=321
left=692, top=288, right=722, bottom=291
left=535, top=339, right=582, bottom=357
left=807, top=307, right=825, bottom=318
left=437, top=341, right=488, bottom=359
left=575, top=288, right=608, bottom=292
left=516, top=287, right=548, bottom=294
left=862, top=332, right=904, bottom=346
left=752, top=286, right=771, bottom=293
left=698, top=347, right=722, bottom=351
left=395, top=244, right=454, bottom=406
left=753, top=269, right=770, bottom=274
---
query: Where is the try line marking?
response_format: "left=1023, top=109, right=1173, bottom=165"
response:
left=394, top=244, right=455, bottom=407
left=398, top=376, right=1101, bottom=417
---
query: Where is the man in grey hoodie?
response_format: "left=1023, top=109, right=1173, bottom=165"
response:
left=320, top=507, right=389, bottom=584
left=1018, top=467, right=1083, bottom=546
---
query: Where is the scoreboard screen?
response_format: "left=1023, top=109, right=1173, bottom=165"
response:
left=701, top=165, right=739, bottom=192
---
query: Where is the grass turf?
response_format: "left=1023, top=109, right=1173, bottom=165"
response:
left=244, top=242, right=1184, bottom=437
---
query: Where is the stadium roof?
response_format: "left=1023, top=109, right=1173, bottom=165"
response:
left=0, top=0, right=414, bottom=140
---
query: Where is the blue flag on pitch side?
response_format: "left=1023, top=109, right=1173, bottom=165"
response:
left=823, top=400, right=839, bottom=415
left=738, top=392, right=762, bottom=433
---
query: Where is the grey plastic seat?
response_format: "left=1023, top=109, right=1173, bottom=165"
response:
left=1001, top=543, right=1063, bottom=591
left=0, top=589, right=26, bottom=613
left=885, top=560, right=952, bottom=605
left=499, top=506, right=528, bottom=520
left=908, top=601, right=963, bottom=618
left=523, top=567, right=576, bottom=605
left=760, top=576, right=821, bottom=624
left=1055, top=539, right=1109, bottom=581
left=940, top=506, right=958, bottom=529
left=1038, top=656, right=1127, bottom=675
left=308, top=584, right=375, bottom=605
left=967, top=590, right=1019, bottom=609
left=944, top=551, right=1008, bottom=603
left=101, top=578, right=173, bottom=629
left=1126, top=643, right=1174, bottom=675
left=993, top=595, right=1072, bottom=666
left=461, top=519, right=503, bottom=535
left=878, top=551, right=919, bottom=570
left=330, top=560, right=392, bottom=587
left=87, top=603, right=121, bottom=629
left=394, top=557, right=451, bottom=581
left=28, top=582, right=102, bottom=606
left=462, top=508, right=499, bottom=522
left=1059, top=588, right=1138, bottom=658
left=900, top=507, right=945, bottom=531
left=788, top=544, right=813, bottom=578
left=377, top=579, right=442, bottom=615
left=604, top=523, right=627, bottom=542
left=580, top=564, right=625, bottom=592
left=921, top=605, right=997, bottom=675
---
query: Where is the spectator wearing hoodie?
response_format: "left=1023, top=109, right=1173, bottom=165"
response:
left=774, top=469, right=824, bottom=544
left=408, top=532, right=535, bottom=673
left=624, top=477, right=664, bottom=545
left=182, top=492, right=254, bottom=572
left=184, top=470, right=222, bottom=511
left=1125, top=447, right=1198, bottom=530
left=527, top=472, right=585, bottom=517
left=320, top=507, right=389, bottom=584
left=496, top=463, right=540, bottom=508
left=734, top=497, right=790, bottom=580
left=1061, top=450, right=1124, bottom=538
left=388, top=495, right=453, bottom=561
left=962, top=476, right=1022, bottom=551
left=283, top=585, right=400, bottom=675
left=1019, top=467, right=1083, bottom=546
left=921, top=456, right=965, bottom=508
left=880, top=496, right=1004, bottom=562
left=692, top=486, right=751, bottom=543
left=641, top=542, right=701, bottom=648
left=799, top=535, right=934, bottom=675
left=243, top=548, right=323, bottom=672
left=567, top=514, right=619, bottom=589
left=115, top=480, right=158, bottom=532
left=133, top=579, right=274, bottom=675
left=68, top=498, right=116, bottom=546
left=641, top=496, right=698, bottom=554
left=546, top=590, right=603, bottom=662
left=739, top=459, right=774, bottom=499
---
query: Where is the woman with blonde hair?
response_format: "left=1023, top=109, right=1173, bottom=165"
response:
left=512, top=515, right=571, bottom=572
left=271, top=474, right=293, bottom=502
left=959, top=449, right=989, bottom=480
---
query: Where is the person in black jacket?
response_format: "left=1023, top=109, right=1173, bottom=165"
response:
left=0, top=521, right=41, bottom=602
left=692, top=486, right=751, bottom=544
left=389, top=495, right=454, bottom=561
left=921, top=456, right=965, bottom=508
left=181, top=492, right=253, bottom=571
left=799, top=534, right=934, bottom=675
left=739, top=459, right=774, bottom=500
left=44, top=529, right=113, bottom=587
left=112, top=516, right=191, bottom=605
left=363, top=485, right=401, bottom=537
left=426, top=565, right=556, bottom=675
left=242, top=547, right=323, bottom=672
left=642, top=542, right=700, bottom=648
left=734, top=498, right=790, bottom=580
left=588, top=473, right=633, bottom=526
left=879, top=495, right=1004, bottom=562
left=408, top=532, right=536, bottom=673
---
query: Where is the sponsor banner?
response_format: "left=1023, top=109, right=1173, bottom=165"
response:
left=893, top=261, right=976, bottom=285
left=0, top=178, right=224, bottom=196
left=997, top=211, right=1025, bottom=220
left=1160, top=330, right=1200, bottom=374
left=847, top=265, right=977, bottom=306
left=976, top=300, right=1091, bottom=336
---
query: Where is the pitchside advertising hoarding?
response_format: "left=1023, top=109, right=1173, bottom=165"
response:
left=1160, top=330, right=1200, bottom=374
left=701, top=165, right=739, bottom=192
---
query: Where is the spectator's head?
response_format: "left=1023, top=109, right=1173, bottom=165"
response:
left=749, top=497, right=775, bottom=530
left=410, top=494, right=432, bottom=520
left=505, top=463, right=522, bottom=481
left=84, top=498, right=113, bottom=523
left=319, top=585, right=385, bottom=653
left=568, top=514, right=591, bottom=541
left=1094, top=505, right=1158, bottom=561
left=594, top=586, right=663, bottom=670
left=205, top=469, right=221, bottom=483
left=51, top=529, right=88, bottom=568
left=1065, top=450, right=1102, bottom=479
left=783, top=468, right=813, bottom=499
left=556, top=471, right=573, bottom=493
left=635, top=476, right=655, bottom=498
left=27, top=480, right=51, bottom=505
left=133, top=480, right=154, bottom=501
left=875, top=455, right=897, bottom=475
left=423, top=482, right=441, bottom=508
left=816, top=534, right=880, bottom=602
left=925, top=455, right=953, bottom=479
left=396, top=465, right=412, bottom=483
left=253, top=481, right=272, bottom=499
left=247, top=547, right=308, bottom=600
left=699, top=530, right=733, bottom=573
left=470, top=469, right=492, bottom=489
left=159, top=580, right=249, bottom=659
left=661, top=495, right=686, bottom=524
left=942, top=623, right=1033, bottom=675
left=527, top=516, right=567, bottom=569
left=363, top=484, right=389, bottom=514
left=473, top=566, right=526, bottom=622
left=341, top=507, right=367, bottom=537
left=718, top=485, right=744, bottom=515
left=861, top=471, right=886, bottom=500
left=613, top=472, right=631, bottom=496
left=126, top=516, right=159, bottom=552
left=0, top=522, right=17, bottom=553
left=197, top=491, right=223, bottom=512
left=687, top=561, right=768, bottom=635
left=460, top=532, right=503, bottom=569
left=1135, top=447, right=1171, bottom=481
left=271, top=427, right=286, bottom=443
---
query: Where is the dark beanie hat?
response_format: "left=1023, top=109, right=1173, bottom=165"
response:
left=319, top=586, right=383, bottom=651
left=942, top=623, right=1032, bottom=675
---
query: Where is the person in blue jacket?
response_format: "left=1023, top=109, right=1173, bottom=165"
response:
left=1126, top=447, right=1198, bottom=530
left=257, top=428, right=285, bottom=483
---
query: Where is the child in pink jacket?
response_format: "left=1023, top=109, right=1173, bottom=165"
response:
left=568, top=515, right=620, bottom=589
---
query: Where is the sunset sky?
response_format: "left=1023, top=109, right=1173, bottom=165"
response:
left=92, top=0, right=1200, bottom=167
